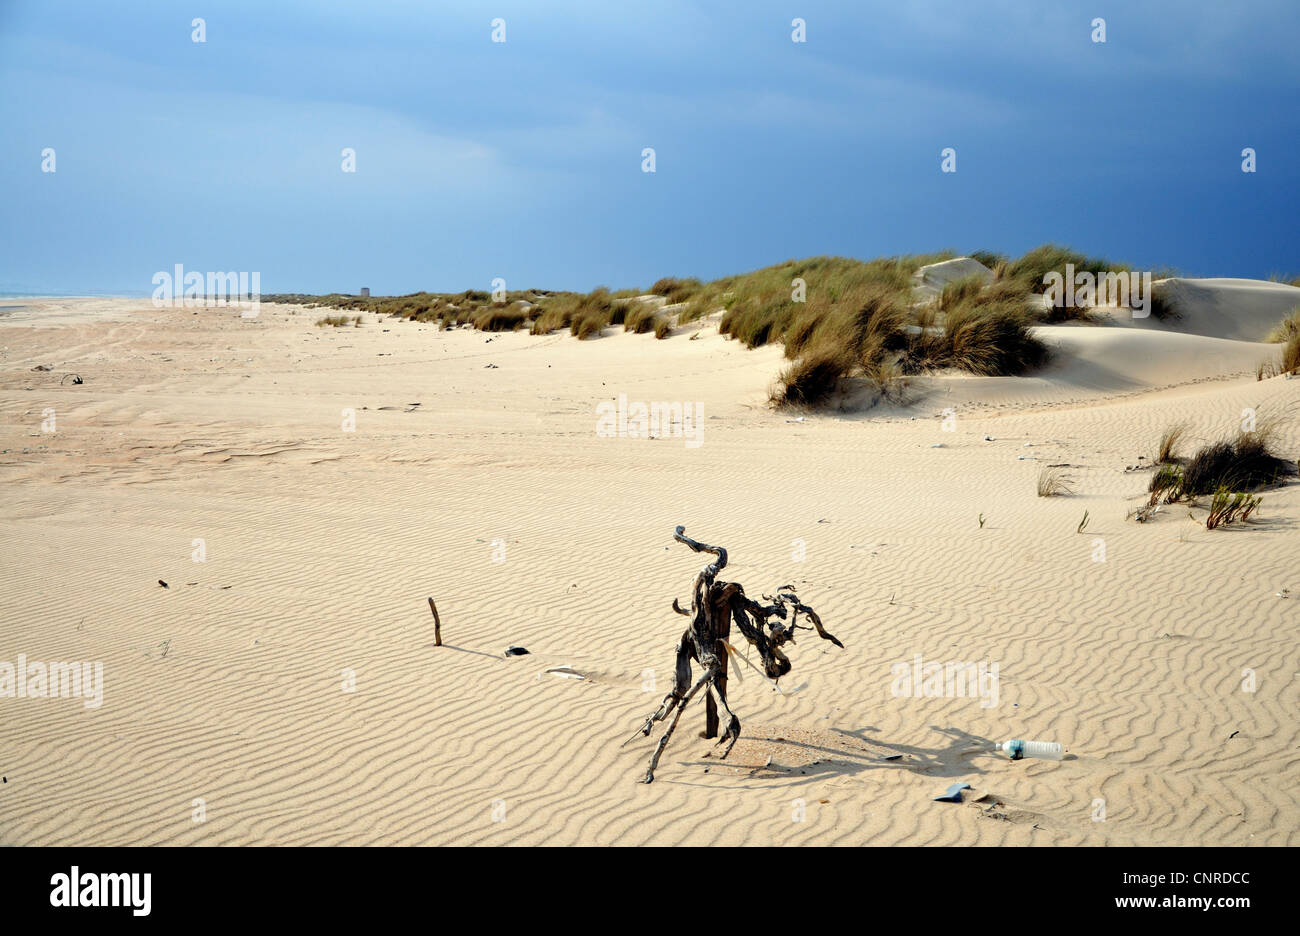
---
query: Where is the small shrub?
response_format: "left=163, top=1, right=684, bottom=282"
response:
left=1205, top=487, right=1261, bottom=529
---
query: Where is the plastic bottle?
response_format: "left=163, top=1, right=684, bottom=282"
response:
left=995, top=739, right=1063, bottom=761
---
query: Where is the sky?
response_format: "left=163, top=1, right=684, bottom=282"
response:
left=1, top=0, right=1297, bottom=295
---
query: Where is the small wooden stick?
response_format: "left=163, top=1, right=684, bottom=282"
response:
left=428, top=598, right=442, bottom=646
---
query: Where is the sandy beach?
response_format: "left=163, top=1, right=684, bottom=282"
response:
left=0, top=288, right=1296, bottom=846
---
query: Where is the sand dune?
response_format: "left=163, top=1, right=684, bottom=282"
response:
left=1144, top=278, right=1300, bottom=342
left=0, top=292, right=1297, bottom=845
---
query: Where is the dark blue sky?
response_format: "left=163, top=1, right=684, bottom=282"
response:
left=2, top=0, right=1297, bottom=295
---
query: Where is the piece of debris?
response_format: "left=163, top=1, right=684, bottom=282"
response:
left=504, top=646, right=530, bottom=657
left=1229, top=730, right=1239, bottom=739
left=934, top=782, right=972, bottom=803
left=881, top=754, right=902, bottom=761
left=1277, top=588, right=1291, bottom=599
left=930, top=442, right=945, bottom=448
left=60, top=374, right=83, bottom=385
left=545, top=666, right=585, bottom=680
left=158, top=579, right=168, bottom=589
left=983, top=435, right=995, bottom=441
left=428, top=598, right=442, bottom=646
left=31, top=364, right=53, bottom=372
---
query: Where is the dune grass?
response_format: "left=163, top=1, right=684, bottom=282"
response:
left=273, top=244, right=1181, bottom=407
left=770, top=342, right=858, bottom=408
left=1001, top=244, right=1122, bottom=294
left=1265, top=308, right=1300, bottom=343
left=1181, top=433, right=1292, bottom=496
left=1285, top=333, right=1300, bottom=375
left=1157, top=422, right=1188, bottom=464
left=649, top=277, right=702, bottom=304
left=1037, top=466, right=1072, bottom=497
left=315, top=314, right=360, bottom=327
left=1265, top=309, right=1300, bottom=375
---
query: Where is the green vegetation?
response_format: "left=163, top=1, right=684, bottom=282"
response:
left=1148, top=420, right=1293, bottom=509
left=1205, top=487, right=1261, bottom=529
left=269, top=243, right=1195, bottom=407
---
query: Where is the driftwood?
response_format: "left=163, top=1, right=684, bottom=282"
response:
left=626, top=526, right=843, bottom=783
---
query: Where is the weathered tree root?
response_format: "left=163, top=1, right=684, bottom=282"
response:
left=630, top=526, right=843, bottom=783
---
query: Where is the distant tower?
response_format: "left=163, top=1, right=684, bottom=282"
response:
left=360, top=287, right=370, bottom=298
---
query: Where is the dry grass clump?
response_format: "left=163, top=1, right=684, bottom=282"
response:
left=1037, top=466, right=1072, bottom=497
left=1181, top=433, right=1292, bottom=496
left=1157, top=422, right=1187, bottom=464
left=1147, top=282, right=1182, bottom=321
left=471, top=302, right=530, bottom=331
left=938, top=275, right=986, bottom=311
left=771, top=342, right=857, bottom=408
left=568, top=288, right=616, bottom=339
left=316, top=314, right=360, bottom=327
left=1285, top=333, right=1300, bottom=375
left=649, top=277, right=702, bottom=304
left=939, top=300, right=1047, bottom=375
left=1265, top=309, right=1300, bottom=375
left=1002, top=244, right=1119, bottom=294
left=625, top=302, right=660, bottom=334
left=969, top=250, right=1008, bottom=270
left=1257, top=358, right=1282, bottom=381
left=1265, top=308, right=1300, bottom=343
